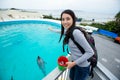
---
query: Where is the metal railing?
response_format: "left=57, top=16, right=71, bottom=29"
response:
left=43, top=57, right=119, bottom=80
left=55, top=68, right=69, bottom=80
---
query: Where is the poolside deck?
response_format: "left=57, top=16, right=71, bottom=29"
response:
left=0, top=9, right=43, bottom=21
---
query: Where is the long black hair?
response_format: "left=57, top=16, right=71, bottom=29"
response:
left=59, top=9, right=76, bottom=51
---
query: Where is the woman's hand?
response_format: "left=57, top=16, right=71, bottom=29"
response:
left=66, top=61, right=76, bottom=69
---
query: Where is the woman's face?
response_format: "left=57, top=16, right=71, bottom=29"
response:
left=61, top=13, right=73, bottom=29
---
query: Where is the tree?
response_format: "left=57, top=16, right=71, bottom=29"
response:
left=115, top=11, right=120, bottom=36
left=115, top=11, right=120, bottom=22
left=89, top=11, right=120, bottom=36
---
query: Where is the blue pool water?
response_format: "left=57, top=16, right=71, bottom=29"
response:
left=0, top=20, right=67, bottom=80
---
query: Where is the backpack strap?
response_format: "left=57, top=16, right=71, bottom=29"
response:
left=89, top=66, right=94, bottom=78
left=70, top=27, right=85, bottom=54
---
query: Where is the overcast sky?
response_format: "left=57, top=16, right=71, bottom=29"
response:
left=0, top=0, right=120, bottom=14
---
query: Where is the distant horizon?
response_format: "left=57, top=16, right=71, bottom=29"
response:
left=0, top=0, right=120, bottom=15
left=0, top=8, right=118, bottom=15
left=0, top=7, right=116, bottom=22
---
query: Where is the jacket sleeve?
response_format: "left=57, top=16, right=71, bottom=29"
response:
left=73, top=29, right=94, bottom=65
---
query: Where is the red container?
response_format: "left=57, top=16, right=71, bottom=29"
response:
left=115, top=37, right=120, bottom=44
left=58, top=56, right=68, bottom=67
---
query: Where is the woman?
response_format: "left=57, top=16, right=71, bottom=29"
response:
left=59, top=9, right=94, bottom=80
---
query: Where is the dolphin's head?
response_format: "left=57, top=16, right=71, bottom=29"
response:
left=38, top=56, right=41, bottom=60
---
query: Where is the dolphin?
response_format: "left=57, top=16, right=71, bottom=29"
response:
left=37, top=56, right=46, bottom=76
left=11, top=75, right=13, bottom=80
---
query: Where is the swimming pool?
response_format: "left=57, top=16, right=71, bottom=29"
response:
left=0, top=20, right=67, bottom=80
